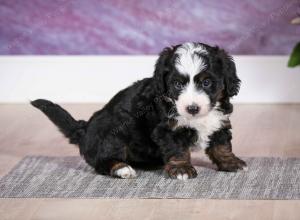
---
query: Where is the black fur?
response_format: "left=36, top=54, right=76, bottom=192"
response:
left=31, top=99, right=86, bottom=145
left=31, top=42, right=244, bottom=178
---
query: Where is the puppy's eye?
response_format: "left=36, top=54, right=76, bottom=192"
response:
left=174, top=81, right=184, bottom=90
left=202, top=79, right=212, bottom=88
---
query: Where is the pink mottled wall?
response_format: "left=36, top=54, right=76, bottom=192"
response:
left=0, top=0, right=299, bottom=55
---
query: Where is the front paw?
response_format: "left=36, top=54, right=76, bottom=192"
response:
left=165, top=163, right=198, bottom=180
left=217, top=157, right=247, bottom=172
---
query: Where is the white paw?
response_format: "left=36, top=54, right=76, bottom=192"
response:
left=114, top=166, right=137, bottom=179
left=176, top=173, right=189, bottom=181
left=242, top=166, right=248, bottom=171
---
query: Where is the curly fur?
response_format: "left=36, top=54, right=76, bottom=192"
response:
left=31, top=42, right=245, bottom=179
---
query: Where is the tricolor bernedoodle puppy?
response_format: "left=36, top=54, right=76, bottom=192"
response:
left=31, top=42, right=247, bottom=180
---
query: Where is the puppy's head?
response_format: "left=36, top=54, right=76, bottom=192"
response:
left=154, top=42, right=240, bottom=119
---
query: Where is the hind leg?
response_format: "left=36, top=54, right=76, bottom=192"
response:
left=94, top=159, right=137, bottom=179
left=84, top=134, right=137, bottom=178
left=111, top=162, right=137, bottom=178
left=82, top=115, right=141, bottom=179
left=95, top=160, right=137, bottom=179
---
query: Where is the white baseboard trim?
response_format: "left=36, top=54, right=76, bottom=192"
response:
left=0, top=55, right=299, bottom=103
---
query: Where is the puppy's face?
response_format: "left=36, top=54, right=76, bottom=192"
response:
left=154, top=42, right=240, bottom=119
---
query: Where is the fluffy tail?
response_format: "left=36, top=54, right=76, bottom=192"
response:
left=31, top=99, right=87, bottom=145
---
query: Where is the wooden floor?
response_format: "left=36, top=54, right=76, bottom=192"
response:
left=0, top=103, right=300, bottom=220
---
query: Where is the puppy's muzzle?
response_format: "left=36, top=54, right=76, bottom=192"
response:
left=186, top=104, right=200, bottom=116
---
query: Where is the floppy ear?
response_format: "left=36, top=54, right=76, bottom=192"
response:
left=217, top=48, right=241, bottom=97
left=154, top=47, right=174, bottom=94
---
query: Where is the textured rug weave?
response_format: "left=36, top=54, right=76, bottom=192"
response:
left=0, top=156, right=299, bottom=199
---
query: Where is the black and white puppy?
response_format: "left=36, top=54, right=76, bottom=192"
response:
left=31, top=42, right=247, bottom=180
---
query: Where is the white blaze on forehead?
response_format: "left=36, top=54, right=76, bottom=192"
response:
left=175, top=42, right=208, bottom=77
left=174, top=43, right=210, bottom=118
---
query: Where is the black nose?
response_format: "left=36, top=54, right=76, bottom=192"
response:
left=186, top=105, right=200, bottom=115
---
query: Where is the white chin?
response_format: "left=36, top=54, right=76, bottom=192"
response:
left=177, top=113, right=202, bottom=121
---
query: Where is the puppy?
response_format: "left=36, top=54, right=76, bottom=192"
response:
left=31, top=42, right=247, bottom=180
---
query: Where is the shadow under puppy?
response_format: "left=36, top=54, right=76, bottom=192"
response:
left=31, top=42, right=247, bottom=180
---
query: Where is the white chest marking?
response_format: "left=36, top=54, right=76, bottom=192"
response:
left=175, top=107, right=229, bottom=149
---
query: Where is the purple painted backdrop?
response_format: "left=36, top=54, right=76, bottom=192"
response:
left=0, top=0, right=299, bottom=55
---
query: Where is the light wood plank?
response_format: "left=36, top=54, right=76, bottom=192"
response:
left=0, top=104, right=299, bottom=220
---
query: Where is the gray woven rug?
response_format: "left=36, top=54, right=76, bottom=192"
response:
left=0, top=156, right=299, bottom=199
